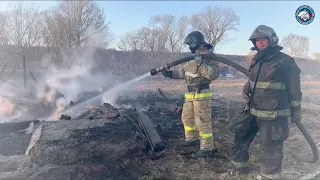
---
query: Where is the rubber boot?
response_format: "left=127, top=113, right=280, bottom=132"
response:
left=176, top=140, right=199, bottom=154
left=228, top=161, right=259, bottom=174
left=190, top=149, right=212, bottom=159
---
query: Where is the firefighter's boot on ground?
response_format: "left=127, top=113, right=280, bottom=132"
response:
left=228, top=161, right=259, bottom=174
left=190, top=149, right=212, bottom=159
left=176, top=140, right=199, bottom=154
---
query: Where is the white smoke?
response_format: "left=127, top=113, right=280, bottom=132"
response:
left=0, top=82, right=30, bottom=123
left=37, top=46, right=123, bottom=120
left=39, top=47, right=95, bottom=102
left=0, top=32, right=147, bottom=122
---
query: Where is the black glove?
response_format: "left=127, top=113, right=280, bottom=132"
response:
left=243, top=103, right=250, bottom=112
left=291, top=110, right=302, bottom=123
left=240, top=103, right=250, bottom=113
left=161, top=70, right=172, bottom=78
left=242, top=82, right=251, bottom=101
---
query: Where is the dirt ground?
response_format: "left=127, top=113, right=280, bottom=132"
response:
left=0, top=77, right=320, bottom=180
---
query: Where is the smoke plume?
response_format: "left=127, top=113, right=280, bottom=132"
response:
left=37, top=46, right=123, bottom=120
left=0, top=81, right=30, bottom=123
left=0, top=32, right=149, bottom=122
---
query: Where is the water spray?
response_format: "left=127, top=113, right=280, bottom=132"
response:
left=61, top=72, right=151, bottom=119
left=102, top=72, right=150, bottom=106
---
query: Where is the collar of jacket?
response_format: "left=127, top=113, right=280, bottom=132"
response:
left=252, top=45, right=283, bottom=62
left=194, top=51, right=212, bottom=63
left=249, top=45, right=283, bottom=69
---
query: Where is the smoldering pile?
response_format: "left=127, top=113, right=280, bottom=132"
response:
left=0, top=98, right=163, bottom=180
left=0, top=45, right=182, bottom=179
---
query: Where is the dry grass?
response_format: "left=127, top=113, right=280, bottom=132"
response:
left=136, top=77, right=320, bottom=179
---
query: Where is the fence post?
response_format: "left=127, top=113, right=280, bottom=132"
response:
left=23, top=55, right=27, bottom=88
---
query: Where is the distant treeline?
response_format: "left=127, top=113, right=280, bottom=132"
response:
left=0, top=45, right=318, bottom=77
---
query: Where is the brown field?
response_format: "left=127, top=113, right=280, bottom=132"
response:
left=0, top=76, right=319, bottom=180
left=130, top=77, right=320, bottom=180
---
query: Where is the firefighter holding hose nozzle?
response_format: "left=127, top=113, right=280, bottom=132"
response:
left=229, top=25, right=302, bottom=179
left=161, top=31, right=220, bottom=158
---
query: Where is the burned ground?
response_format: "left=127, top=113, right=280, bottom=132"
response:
left=0, top=78, right=320, bottom=180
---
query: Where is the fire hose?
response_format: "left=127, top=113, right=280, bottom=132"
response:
left=150, top=53, right=319, bottom=164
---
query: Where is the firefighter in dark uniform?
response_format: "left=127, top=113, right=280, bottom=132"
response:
left=229, top=25, right=302, bottom=179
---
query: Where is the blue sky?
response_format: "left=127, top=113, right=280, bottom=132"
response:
left=0, top=1, right=319, bottom=56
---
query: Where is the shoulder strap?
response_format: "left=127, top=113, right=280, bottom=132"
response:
left=247, top=51, right=280, bottom=105
left=248, top=62, right=262, bottom=106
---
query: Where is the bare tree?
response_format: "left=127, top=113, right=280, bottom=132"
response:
left=281, top=33, right=309, bottom=58
left=7, top=2, right=42, bottom=48
left=0, top=13, right=10, bottom=75
left=0, top=13, right=9, bottom=45
left=41, top=9, right=73, bottom=49
left=117, top=14, right=189, bottom=66
left=42, top=1, right=113, bottom=49
left=118, top=5, right=241, bottom=56
left=117, top=28, right=157, bottom=66
left=190, top=5, right=240, bottom=50
left=137, top=27, right=164, bottom=65
left=143, top=14, right=189, bottom=55
left=159, top=15, right=189, bottom=62
left=147, top=15, right=167, bottom=52
left=1, top=2, right=43, bottom=72
left=117, top=31, right=144, bottom=51
left=172, top=15, right=190, bottom=53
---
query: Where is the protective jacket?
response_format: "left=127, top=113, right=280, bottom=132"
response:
left=171, top=54, right=219, bottom=101
left=244, top=46, right=302, bottom=120
left=169, top=54, right=219, bottom=151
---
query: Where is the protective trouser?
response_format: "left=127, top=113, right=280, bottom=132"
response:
left=230, top=113, right=289, bottom=176
left=181, top=97, right=213, bottom=150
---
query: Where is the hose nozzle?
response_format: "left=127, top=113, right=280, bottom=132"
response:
left=150, top=69, right=159, bottom=76
left=150, top=64, right=170, bottom=76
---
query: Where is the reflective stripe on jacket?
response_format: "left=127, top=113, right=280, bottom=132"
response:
left=247, top=47, right=302, bottom=120
left=172, top=55, right=219, bottom=101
